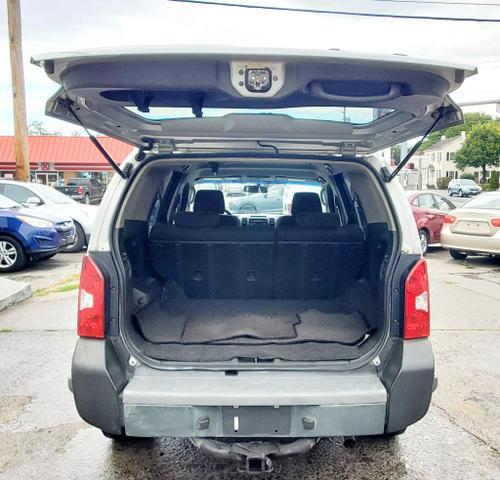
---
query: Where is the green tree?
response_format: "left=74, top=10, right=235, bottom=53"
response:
left=421, top=112, right=495, bottom=150
left=27, top=120, right=61, bottom=136
left=454, top=122, right=500, bottom=183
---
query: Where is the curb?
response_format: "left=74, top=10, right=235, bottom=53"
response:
left=0, top=278, right=32, bottom=312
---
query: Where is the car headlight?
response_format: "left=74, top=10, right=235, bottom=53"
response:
left=17, top=215, right=54, bottom=229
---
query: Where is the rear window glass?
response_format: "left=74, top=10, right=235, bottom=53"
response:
left=126, top=106, right=394, bottom=125
left=192, top=178, right=325, bottom=216
left=462, top=194, right=500, bottom=210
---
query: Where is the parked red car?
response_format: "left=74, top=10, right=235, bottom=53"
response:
left=407, top=192, right=456, bottom=255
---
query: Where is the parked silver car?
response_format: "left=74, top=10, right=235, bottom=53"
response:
left=33, top=46, right=475, bottom=473
left=447, top=178, right=482, bottom=197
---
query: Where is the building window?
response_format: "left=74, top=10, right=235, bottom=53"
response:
left=447, top=152, right=456, bottom=162
left=445, top=171, right=458, bottom=179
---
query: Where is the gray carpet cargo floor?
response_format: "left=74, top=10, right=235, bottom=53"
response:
left=134, top=298, right=370, bottom=346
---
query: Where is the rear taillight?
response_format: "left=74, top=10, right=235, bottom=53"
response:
left=77, top=186, right=84, bottom=194
left=443, top=215, right=456, bottom=224
left=491, top=218, right=500, bottom=227
left=404, top=258, right=430, bottom=340
left=77, top=255, right=105, bottom=338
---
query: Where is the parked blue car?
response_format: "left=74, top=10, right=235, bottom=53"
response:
left=0, top=193, right=76, bottom=272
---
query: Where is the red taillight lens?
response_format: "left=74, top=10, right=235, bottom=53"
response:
left=443, top=215, right=457, bottom=224
left=404, top=258, right=430, bottom=339
left=77, top=255, right=105, bottom=338
left=77, top=186, right=84, bottom=194
left=491, top=218, right=500, bottom=227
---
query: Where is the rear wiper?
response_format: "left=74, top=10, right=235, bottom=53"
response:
left=385, top=109, right=444, bottom=183
left=68, top=103, right=128, bottom=179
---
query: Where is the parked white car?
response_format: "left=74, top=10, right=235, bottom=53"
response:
left=441, top=192, right=500, bottom=259
left=0, top=180, right=97, bottom=252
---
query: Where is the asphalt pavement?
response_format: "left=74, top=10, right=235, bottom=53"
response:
left=0, top=249, right=499, bottom=479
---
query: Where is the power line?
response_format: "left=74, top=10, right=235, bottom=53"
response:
left=167, top=0, right=500, bottom=21
left=369, top=0, right=500, bottom=7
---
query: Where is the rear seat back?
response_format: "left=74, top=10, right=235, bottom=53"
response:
left=276, top=213, right=365, bottom=299
left=149, top=216, right=274, bottom=299
left=149, top=192, right=365, bottom=300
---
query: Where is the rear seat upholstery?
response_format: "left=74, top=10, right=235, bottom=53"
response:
left=149, top=192, right=365, bottom=299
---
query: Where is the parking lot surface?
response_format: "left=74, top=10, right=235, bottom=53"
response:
left=0, top=249, right=499, bottom=479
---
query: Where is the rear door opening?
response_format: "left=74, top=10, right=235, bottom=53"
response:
left=116, top=157, right=397, bottom=366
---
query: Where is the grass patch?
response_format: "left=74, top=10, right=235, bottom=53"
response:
left=0, top=328, right=13, bottom=333
left=33, top=273, right=81, bottom=297
left=51, top=283, right=79, bottom=293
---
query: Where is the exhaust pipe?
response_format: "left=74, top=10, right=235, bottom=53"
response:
left=190, top=438, right=318, bottom=474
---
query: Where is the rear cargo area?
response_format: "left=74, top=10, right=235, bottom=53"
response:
left=119, top=160, right=395, bottom=364
left=123, top=219, right=391, bottom=363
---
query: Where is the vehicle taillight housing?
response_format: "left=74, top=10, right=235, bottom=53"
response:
left=77, top=255, right=105, bottom=338
left=77, top=186, right=84, bottom=194
left=491, top=218, right=500, bottom=227
left=404, top=258, right=430, bottom=339
left=443, top=215, right=456, bottom=224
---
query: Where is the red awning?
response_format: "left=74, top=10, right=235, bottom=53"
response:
left=0, top=135, right=134, bottom=171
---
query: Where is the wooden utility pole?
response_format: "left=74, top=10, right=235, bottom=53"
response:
left=7, top=0, right=30, bottom=181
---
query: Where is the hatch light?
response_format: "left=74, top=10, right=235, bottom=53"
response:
left=404, top=258, right=430, bottom=339
left=77, top=255, right=105, bottom=338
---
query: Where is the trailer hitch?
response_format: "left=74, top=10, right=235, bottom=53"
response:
left=191, top=438, right=318, bottom=474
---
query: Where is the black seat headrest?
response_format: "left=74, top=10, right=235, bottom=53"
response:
left=194, top=190, right=225, bottom=214
left=291, top=192, right=322, bottom=215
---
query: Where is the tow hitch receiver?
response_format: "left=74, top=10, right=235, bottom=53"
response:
left=191, top=438, right=317, bottom=474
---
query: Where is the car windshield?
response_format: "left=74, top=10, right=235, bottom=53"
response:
left=461, top=180, right=477, bottom=186
left=192, top=178, right=324, bottom=216
left=462, top=194, right=500, bottom=210
left=31, top=184, right=76, bottom=204
left=0, top=193, right=22, bottom=209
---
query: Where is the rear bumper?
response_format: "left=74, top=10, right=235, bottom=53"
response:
left=70, top=338, right=434, bottom=437
left=441, top=230, right=500, bottom=255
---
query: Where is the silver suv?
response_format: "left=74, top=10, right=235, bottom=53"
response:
left=34, top=47, right=475, bottom=474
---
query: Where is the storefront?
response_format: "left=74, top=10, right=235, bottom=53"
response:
left=0, top=135, right=134, bottom=185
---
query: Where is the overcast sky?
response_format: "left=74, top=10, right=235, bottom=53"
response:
left=0, top=0, right=499, bottom=135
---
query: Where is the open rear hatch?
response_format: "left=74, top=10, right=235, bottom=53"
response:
left=32, top=46, right=476, bottom=156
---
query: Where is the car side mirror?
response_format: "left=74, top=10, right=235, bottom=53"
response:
left=25, top=196, right=42, bottom=206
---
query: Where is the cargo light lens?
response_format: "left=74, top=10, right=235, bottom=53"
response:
left=443, top=215, right=457, bottom=224
left=491, top=218, right=500, bottom=227
left=404, top=258, right=430, bottom=339
left=245, top=68, right=272, bottom=92
left=77, top=255, right=105, bottom=338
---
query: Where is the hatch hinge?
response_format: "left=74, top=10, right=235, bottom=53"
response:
left=158, top=139, right=175, bottom=154
left=340, top=143, right=357, bottom=158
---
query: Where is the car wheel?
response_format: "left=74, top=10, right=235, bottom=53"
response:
left=450, top=249, right=468, bottom=260
left=448, top=190, right=453, bottom=197
left=62, top=222, right=86, bottom=253
left=418, top=229, right=430, bottom=256
left=84, top=193, right=91, bottom=205
left=459, top=189, right=465, bottom=197
left=0, top=236, right=27, bottom=273
left=239, top=204, right=257, bottom=214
